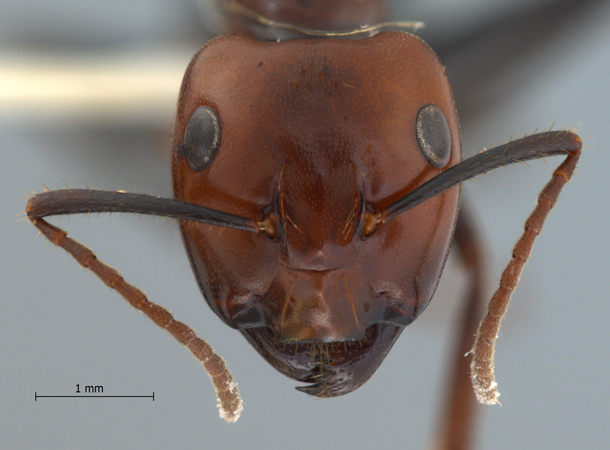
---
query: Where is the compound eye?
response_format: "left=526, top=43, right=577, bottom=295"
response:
left=415, top=104, right=451, bottom=168
left=183, top=106, right=221, bottom=171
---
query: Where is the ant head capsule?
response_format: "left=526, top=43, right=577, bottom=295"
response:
left=172, top=32, right=461, bottom=396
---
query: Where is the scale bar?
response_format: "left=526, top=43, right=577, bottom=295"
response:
left=35, top=392, right=154, bottom=401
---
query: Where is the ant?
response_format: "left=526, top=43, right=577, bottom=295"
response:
left=22, top=1, right=589, bottom=449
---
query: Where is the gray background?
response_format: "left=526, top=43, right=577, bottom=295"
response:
left=2, top=1, right=609, bottom=449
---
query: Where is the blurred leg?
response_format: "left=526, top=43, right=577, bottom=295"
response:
left=433, top=207, right=485, bottom=450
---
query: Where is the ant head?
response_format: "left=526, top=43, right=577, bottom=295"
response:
left=172, top=32, right=461, bottom=395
